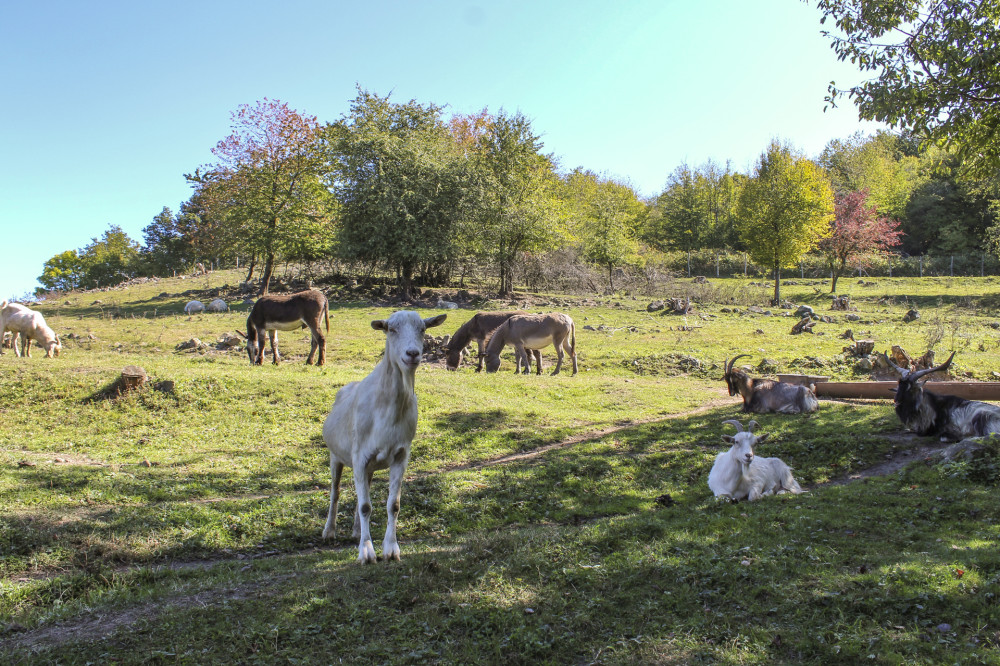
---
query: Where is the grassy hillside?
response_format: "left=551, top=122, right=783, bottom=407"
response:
left=1, top=270, right=999, bottom=664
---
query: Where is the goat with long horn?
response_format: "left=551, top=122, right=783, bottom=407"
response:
left=887, top=351, right=1000, bottom=440
left=723, top=355, right=818, bottom=414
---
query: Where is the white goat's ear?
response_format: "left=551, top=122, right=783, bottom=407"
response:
left=424, top=314, right=447, bottom=328
left=721, top=435, right=735, bottom=444
left=371, top=320, right=388, bottom=331
left=756, top=433, right=770, bottom=444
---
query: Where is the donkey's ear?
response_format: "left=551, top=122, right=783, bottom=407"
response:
left=235, top=330, right=247, bottom=339
left=424, top=314, right=447, bottom=328
left=371, top=320, right=388, bottom=332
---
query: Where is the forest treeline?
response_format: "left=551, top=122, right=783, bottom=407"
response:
left=37, top=89, right=1000, bottom=300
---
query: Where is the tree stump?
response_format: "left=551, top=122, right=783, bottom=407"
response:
left=121, top=365, right=148, bottom=392
left=791, top=317, right=816, bottom=335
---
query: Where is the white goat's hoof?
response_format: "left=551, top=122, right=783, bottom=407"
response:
left=382, top=541, right=401, bottom=562
left=358, top=541, right=377, bottom=564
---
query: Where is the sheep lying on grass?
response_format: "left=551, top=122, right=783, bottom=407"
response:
left=708, top=419, right=803, bottom=502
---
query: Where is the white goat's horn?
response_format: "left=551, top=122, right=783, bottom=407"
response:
left=721, top=419, right=744, bottom=432
left=747, top=420, right=758, bottom=433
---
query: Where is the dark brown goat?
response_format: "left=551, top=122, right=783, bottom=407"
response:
left=723, top=355, right=818, bottom=414
left=239, top=290, right=329, bottom=366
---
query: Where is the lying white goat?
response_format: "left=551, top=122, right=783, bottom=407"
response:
left=708, top=419, right=803, bottom=501
left=0, top=300, right=61, bottom=358
left=322, top=310, right=447, bottom=563
left=206, top=298, right=228, bottom=313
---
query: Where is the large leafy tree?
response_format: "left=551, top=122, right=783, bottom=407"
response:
left=323, top=89, right=464, bottom=291
left=188, top=99, right=333, bottom=294
left=464, top=110, right=563, bottom=295
left=563, top=169, right=647, bottom=290
left=736, top=141, right=834, bottom=304
left=818, top=131, right=919, bottom=220
left=38, top=250, right=85, bottom=292
left=820, top=189, right=903, bottom=292
left=813, top=0, right=1000, bottom=178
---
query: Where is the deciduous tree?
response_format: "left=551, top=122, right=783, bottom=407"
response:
left=820, top=189, right=903, bottom=292
left=736, top=141, right=834, bottom=304
left=188, top=99, right=332, bottom=294
left=813, top=0, right=1000, bottom=177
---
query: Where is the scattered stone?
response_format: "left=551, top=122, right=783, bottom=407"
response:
left=903, top=308, right=920, bottom=323
left=647, top=300, right=665, bottom=312
left=176, top=338, right=204, bottom=351
left=846, top=314, right=861, bottom=322
left=794, top=305, right=814, bottom=318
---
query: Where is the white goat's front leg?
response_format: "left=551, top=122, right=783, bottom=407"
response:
left=268, top=330, right=280, bottom=365
left=352, top=466, right=377, bottom=563
left=322, top=461, right=344, bottom=539
left=382, top=453, right=408, bottom=562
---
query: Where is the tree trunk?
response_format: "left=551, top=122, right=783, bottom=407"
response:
left=608, top=264, right=614, bottom=292
left=772, top=264, right=781, bottom=306
left=244, top=255, right=257, bottom=283
left=260, top=253, right=275, bottom=295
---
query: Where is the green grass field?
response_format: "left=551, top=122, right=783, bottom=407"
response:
left=1, top=270, right=999, bottom=664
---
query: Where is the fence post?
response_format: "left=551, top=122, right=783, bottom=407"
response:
left=920, top=256, right=923, bottom=278
left=951, top=255, right=954, bottom=276
left=800, top=260, right=804, bottom=278
left=983, top=254, right=986, bottom=277
left=687, top=251, right=691, bottom=277
left=888, top=258, right=892, bottom=278
left=743, top=253, right=747, bottom=276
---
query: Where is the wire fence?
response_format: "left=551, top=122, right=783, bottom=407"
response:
left=658, top=250, right=1000, bottom=280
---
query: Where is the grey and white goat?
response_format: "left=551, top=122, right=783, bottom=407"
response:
left=887, top=351, right=1000, bottom=440
left=723, top=355, right=818, bottom=414
left=708, top=419, right=804, bottom=501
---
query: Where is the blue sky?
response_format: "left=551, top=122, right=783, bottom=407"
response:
left=0, top=0, right=880, bottom=300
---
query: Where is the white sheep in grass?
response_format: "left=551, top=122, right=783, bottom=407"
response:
left=322, top=310, right=447, bottom=563
left=0, top=300, right=61, bottom=358
left=206, top=298, right=228, bottom=313
left=708, top=419, right=804, bottom=501
left=184, top=300, right=206, bottom=314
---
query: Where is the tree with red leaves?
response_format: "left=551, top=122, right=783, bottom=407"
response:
left=820, top=189, right=902, bottom=293
left=187, top=99, right=332, bottom=294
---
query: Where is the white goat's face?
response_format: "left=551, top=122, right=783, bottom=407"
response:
left=721, top=431, right=769, bottom=468
left=373, top=311, right=447, bottom=371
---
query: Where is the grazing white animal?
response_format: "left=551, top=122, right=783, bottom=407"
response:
left=184, top=300, right=206, bottom=314
left=206, top=298, right=229, bottom=313
left=322, top=310, right=447, bottom=563
left=0, top=300, right=61, bottom=358
left=708, top=419, right=803, bottom=502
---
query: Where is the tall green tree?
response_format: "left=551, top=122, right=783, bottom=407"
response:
left=563, top=170, right=647, bottom=290
left=188, top=98, right=333, bottom=294
left=80, top=225, right=142, bottom=289
left=38, top=250, right=85, bottom=292
left=736, top=141, right=834, bottom=304
left=813, top=0, right=1000, bottom=178
left=647, top=163, right=704, bottom=252
left=323, top=89, right=464, bottom=291
left=464, top=110, right=563, bottom=295
left=818, top=131, right=918, bottom=220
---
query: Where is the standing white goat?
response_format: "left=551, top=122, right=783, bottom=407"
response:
left=708, top=419, right=803, bottom=501
left=322, top=310, right=447, bottom=563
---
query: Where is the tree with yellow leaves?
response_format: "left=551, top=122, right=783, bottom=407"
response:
left=736, top=140, right=834, bottom=305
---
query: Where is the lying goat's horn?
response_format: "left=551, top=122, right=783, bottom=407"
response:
left=726, top=354, right=751, bottom=374
left=721, top=419, right=744, bottom=432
